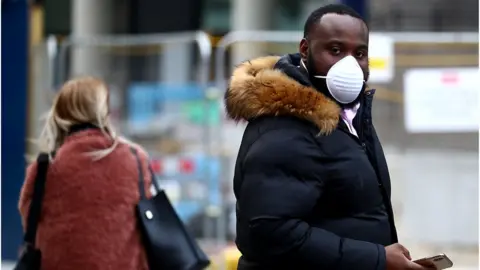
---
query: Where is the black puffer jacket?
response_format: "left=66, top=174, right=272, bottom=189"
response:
left=225, top=54, right=398, bottom=270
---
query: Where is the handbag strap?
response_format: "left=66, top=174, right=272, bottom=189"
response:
left=147, top=165, right=162, bottom=192
left=130, top=147, right=162, bottom=200
left=24, top=153, right=50, bottom=245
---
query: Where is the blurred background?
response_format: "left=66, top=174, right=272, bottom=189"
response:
left=2, top=0, right=478, bottom=269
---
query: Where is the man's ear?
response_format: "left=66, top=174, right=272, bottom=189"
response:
left=365, top=58, right=370, bottom=81
left=299, top=38, right=309, bottom=61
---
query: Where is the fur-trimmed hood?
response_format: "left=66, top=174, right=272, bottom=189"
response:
left=224, top=54, right=341, bottom=134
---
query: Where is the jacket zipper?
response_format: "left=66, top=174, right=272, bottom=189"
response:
left=360, top=91, right=398, bottom=242
left=359, top=93, right=367, bottom=150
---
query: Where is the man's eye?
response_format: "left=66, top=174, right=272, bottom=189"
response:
left=331, top=47, right=341, bottom=55
left=356, top=51, right=366, bottom=58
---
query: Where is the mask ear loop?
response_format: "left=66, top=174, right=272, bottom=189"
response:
left=300, top=59, right=309, bottom=73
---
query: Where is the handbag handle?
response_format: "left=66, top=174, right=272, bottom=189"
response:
left=147, top=166, right=162, bottom=193
left=130, top=147, right=162, bottom=200
left=24, top=153, right=51, bottom=246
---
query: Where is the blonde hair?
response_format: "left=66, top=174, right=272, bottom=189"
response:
left=37, top=77, right=124, bottom=160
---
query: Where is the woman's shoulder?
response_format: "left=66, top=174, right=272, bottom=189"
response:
left=48, top=134, right=150, bottom=174
left=60, top=130, right=111, bottom=151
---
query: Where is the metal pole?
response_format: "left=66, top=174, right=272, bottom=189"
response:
left=45, top=35, right=58, bottom=101
left=70, top=0, right=114, bottom=77
left=57, top=41, right=68, bottom=86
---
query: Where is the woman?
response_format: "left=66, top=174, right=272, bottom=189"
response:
left=19, top=77, right=151, bottom=270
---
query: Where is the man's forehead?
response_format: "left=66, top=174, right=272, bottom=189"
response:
left=311, top=13, right=368, bottom=42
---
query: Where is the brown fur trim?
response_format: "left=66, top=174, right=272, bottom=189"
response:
left=225, top=56, right=340, bottom=134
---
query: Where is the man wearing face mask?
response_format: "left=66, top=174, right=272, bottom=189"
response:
left=225, top=4, right=435, bottom=270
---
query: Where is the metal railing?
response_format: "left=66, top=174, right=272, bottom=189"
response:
left=56, top=31, right=212, bottom=86
left=30, top=32, right=236, bottom=250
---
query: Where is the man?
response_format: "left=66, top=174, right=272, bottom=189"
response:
left=225, top=4, right=434, bottom=270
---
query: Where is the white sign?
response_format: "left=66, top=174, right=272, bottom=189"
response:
left=368, top=34, right=395, bottom=83
left=404, top=68, right=479, bottom=133
left=160, top=179, right=181, bottom=203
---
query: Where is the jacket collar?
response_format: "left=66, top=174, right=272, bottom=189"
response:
left=224, top=54, right=377, bottom=135
left=68, top=123, right=100, bottom=136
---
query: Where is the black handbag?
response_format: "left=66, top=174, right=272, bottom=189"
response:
left=130, top=147, right=210, bottom=270
left=14, top=153, right=51, bottom=270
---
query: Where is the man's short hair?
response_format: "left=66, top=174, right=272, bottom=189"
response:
left=303, top=4, right=368, bottom=38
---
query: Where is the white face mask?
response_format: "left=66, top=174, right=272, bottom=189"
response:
left=301, top=55, right=365, bottom=104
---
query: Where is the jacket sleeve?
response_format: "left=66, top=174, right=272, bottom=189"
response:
left=239, top=128, right=386, bottom=270
left=18, top=162, right=38, bottom=230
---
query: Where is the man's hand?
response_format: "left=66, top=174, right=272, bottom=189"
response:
left=386, top=243, right=437, bottom=270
